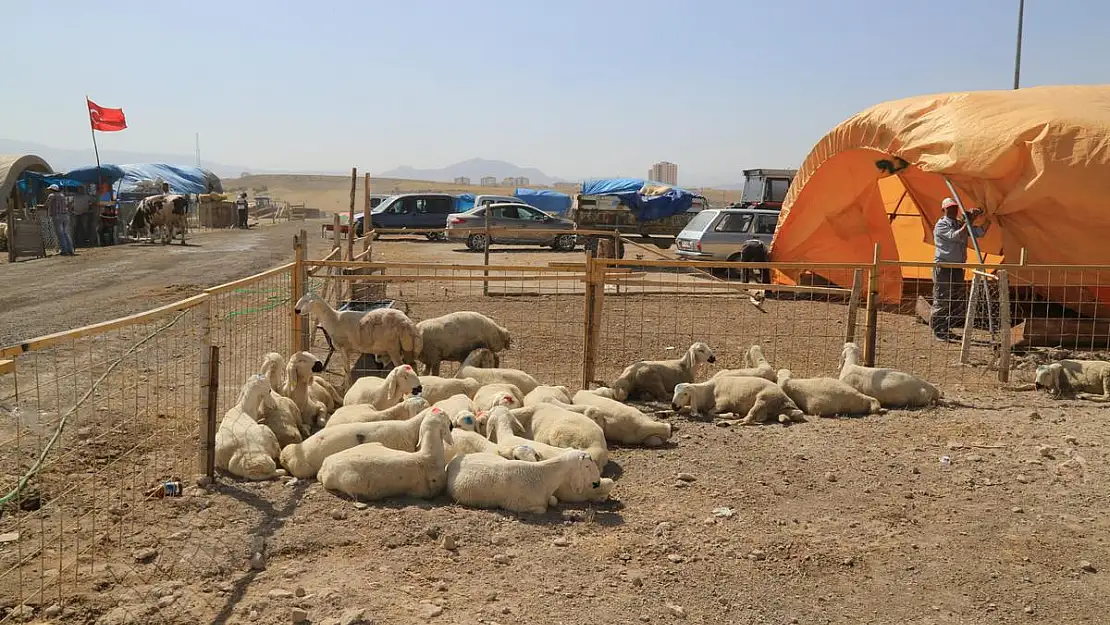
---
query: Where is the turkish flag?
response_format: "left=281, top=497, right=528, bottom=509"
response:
left=87, top=98, right=127, bottom=132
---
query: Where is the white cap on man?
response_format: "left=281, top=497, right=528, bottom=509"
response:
left=48, top=184, right=60, bottom=191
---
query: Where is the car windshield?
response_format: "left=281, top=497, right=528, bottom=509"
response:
left=679, top=210, right=717, bottom=235
left=371, top=198, right=397, bottom=214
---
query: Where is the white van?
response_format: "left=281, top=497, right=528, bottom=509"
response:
left=472, top=194, right=522, bottom=208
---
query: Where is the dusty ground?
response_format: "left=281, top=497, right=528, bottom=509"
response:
left=2, top=232, right=1109, bottom=625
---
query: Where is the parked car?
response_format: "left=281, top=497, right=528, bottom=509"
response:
left=354, top=193, right=455, bottom=240
left=674, top=207, right=779, bottom=276
left=446, top=202, right=578, bottom=252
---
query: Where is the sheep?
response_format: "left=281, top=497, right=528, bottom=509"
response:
left=473, top=383, right=524, bottom=413
left=443, top=429, right=540, bottom=463
left=317, top=408, right=453, bottom=501
left=258, top=385, right=306, bottom=447
left=215, top=375, right=285, bottom=480
left=838, top=342, right=940, bottom=408
left=293, top=292, right=422, bottom=379
left=608, top=342, right=716, bottom=401
left=455, top=348, right=540, bottom=394
left=775, top=368, right=884, bottom=417
left=284, top=351, right=330, bottom=429
left=432, top=393, right=476, bottom=420
left=1033, top=359, right=1110, bottom=401
left=341, top=364, right=423, bottom=409
left=712, top=345, right=777, bottom=383
left=671, top=377, right=805, bottom=425
left=508, top=403, right=609, bottom=470
left=262, top=351, right=345, bottom=413
left=415, top=375, right=482, bottom=405
left=446, top=449, right=598, bottom=515
left=572, top=389, right=672, bottom=446
left=325, top=396, right=429, bottom=428
left=523, top=385, right=573, bottom=407
left=415, top=311, right=512, bottom=375
left=485, top=406, right=571, bottom=461
left=280, top=406, right=442, bottom=479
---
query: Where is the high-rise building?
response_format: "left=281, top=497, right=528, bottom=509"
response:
left=648, top=161, right=678, bottom=185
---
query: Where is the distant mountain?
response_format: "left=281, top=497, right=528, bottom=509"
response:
left=380, top=158, right=563, bottom=186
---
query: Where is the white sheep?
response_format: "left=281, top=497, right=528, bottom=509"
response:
left=325, top=396, right=429, bottom=428
left=485, top=406, right=571, bottom=461
left=294, top=292, right=422, bottom=379
left=263, top=352, right=345, bottom=413
left=456, top=348, right=540, bottom=394
left=712, top=345, right=777, bottom=382
left=776, top=368, right=883, bottom=417
left=432, top=393, right=476, bottom=420
left=523, top=385, right=573, bottom=406
left=280, top=406, right=443, bottom=479
left=284, top=351, right=330, bottom=429
left=508, top=403, right=609, bottom=470
left=215, top=375, right=286, bottom=480
left=443, top=429, right=540, bottom=463
left=1033, top=359, right=1110, bottom=401
left=473, top=383, right=524, bottom=413
left=341, top=364, right=423, bottom=409
left=572, top=389, right=673, bottom=446
left=258, top=385, right=306, bottom=447
left=415, top=311, right=512, bottom=375
left=446, top=449, right=598, bottom=515
left=671, top=377, right=805, bottom=425
left=608, top=342, right=717, bottom=401
left=415, top=375, right=482, bottom=405
left=318, top=408, right=454, bottom=501
left=838, top=342, right=940, bottom=408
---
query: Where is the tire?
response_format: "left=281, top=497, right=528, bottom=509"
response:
left=355, top=221, right=364, bottom=238
left=467, top=233, right=488, bottom=252
left=425, top=233, right=441, bottom=241
left=553, top=234, right=577, bottom=252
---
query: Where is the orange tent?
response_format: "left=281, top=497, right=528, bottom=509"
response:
left=770, top=84, right=1110, bottom=316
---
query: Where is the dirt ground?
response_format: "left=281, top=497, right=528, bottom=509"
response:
left=2, top=229, right=1109, bottom=625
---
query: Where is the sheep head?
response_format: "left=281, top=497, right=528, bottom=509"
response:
left=238, top=374, right=272, bottom=413
left=671, top=383, right=694, bottom=411
left=1034, top=363, right=1065, bottom=396
left=417, top=407, right=454, bottom=450
left=747, top=344, right=768, bottom=367
left=688, top=342, right=716, bottom=365
left=387, top=364, right=423, bottom=400
left=840, top=342, right=861, bottom=369
left=285, top=352, right=324, bottom=393
left=259, top=352, right=286, bottom=391
left=453, top=410, right=478, bottom=431
left=512, top=445, right=539, bottom=462
left=462, top=347, right=498, bottom=369
left=293, top=292, right=322, bottom=316
left=776, top=369, right=793, bottom=384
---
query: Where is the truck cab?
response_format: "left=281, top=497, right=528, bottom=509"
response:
left=734, top=168, right=796, bottom=209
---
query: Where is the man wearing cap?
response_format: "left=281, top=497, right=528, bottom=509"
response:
left=931, top=197, right=989, bottom=341
left=46, top=184, right=75, bottom=256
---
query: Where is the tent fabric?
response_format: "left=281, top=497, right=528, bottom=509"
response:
left=454, top=193, right=475, bottom=212
left=579, top=178, right=701, bottom=221
left=513, top=188, right=572, bottom=215
left=113, top=164, right=223, bottom=194
left=63, top=164, right=127, bottom=185
left=1, top=154, right=52, bottom=208
left=771, top=84, right=1110, bottom=317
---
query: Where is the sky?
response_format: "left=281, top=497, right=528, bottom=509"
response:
left=6, top=0, right=1108, bottom=186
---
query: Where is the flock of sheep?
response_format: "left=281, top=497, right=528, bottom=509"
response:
left=212, top=290, right=1108, bottom=516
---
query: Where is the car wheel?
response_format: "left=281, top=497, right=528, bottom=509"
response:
left=553, top=234, right=576, bottom=252
left=425, top=232, right=446, bottom=241
left=467, top=233, right=488, bottom=252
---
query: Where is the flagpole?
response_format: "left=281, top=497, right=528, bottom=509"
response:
left=86, top=96, right=103, bottom=186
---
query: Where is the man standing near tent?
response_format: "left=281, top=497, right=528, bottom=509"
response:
left=46, top=184, right=75, bottom=257
left=235, top=192, right=249, bottom=229
left=931, top=197, right=989, bottom=341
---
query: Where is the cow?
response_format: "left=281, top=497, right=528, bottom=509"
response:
left=128, top=194, right=189, bottom=245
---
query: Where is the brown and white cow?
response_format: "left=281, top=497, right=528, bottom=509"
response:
left=128, top=194, right=189, bottom=245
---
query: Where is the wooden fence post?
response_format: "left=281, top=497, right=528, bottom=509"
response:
left=292, top=233, right=305, bottom=355
left=844, top=268, right=863, bottom=344
left=204, top=344, right=220, bottom=482
left=483, top=207, right=491, bottom=296
left=347, top=167, right=357, bottom=261
left=581, top=250, right=597, bottom=389
left=363, top=173, right=372, bottom=252
left=197, top=298, right=215, bottom=482
left=299, top=228, right=310, bottom=351
left=997, top=269, right=1012, bottom=382
left=863, top=244, right=880, bottom=366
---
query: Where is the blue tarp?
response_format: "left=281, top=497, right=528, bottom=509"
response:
left=579, top=178, right=701, bottom=221
left=513, top=188, right=572, bottom=215
left=62, top=164, right=127, bottom=185
left=454, top=193, right=475, bottom=213
left=115, top=164, right=221, bottom=194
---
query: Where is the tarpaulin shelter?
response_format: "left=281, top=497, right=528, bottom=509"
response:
left=771, top=85, right=1110, bottom=317
left=513, top=188, right=572, bottom=215
left=62, top=164, right=127, bottom=185
left=1, top=154, right=53, bottom=210
left=580, top=178, right=702, bottom=221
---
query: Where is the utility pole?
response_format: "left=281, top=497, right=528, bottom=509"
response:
left=1013, top=0, right=1025, bottom=89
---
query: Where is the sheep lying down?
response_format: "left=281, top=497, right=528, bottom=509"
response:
left=443, top=429, right=539, bottom=464
left=573, top=389, right=672, bottom=446
left=473, top=383, right=524, bottom=413
left=672, top=377, right=804, bottom=425
left=523, top=385, right=573, bottom=407
left=1034, top=360, right=1110, bottom=401
left=712, top=345, right=777, bottom=383
left=838, top=342, right=940, bottom=408
left=325, top=397, right=429, bottom=428
left=416, top=376, right=481, bottom=406
left=342, top=365, right=423, bottom=409
left=509, top=403, right=609, bottom=470
left=446, top=450, right=602, bottom=515
left=280, top=407, right=435, bottom=478
left=216, top=375, right=286, bottom=481
left=609, top=341, right=716, bottom=401
left=319, top=409, right=454, bottom=501
left=776, top=369, right=883, bottom=417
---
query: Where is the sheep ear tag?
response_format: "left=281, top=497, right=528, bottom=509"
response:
left=462, top=415, right=474, bottom=425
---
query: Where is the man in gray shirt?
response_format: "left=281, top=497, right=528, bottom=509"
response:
left=931, top=197, right=989, bottom=341
left=46, top=184, right=75, bottom=256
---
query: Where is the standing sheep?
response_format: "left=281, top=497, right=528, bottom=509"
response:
left=294, top=292, right=422, bottom=380
left=415, top=311, right=513, bottom=375
left=318, top=409, right=454, bottom=501
left=608, top=342, right=717, bottom=401
left=279, top=407, right=442, bottom=478
left=572, top=389, right=673, bottom=446
left=671, top=377, right=805, bottom=425
left=342, top=364, right=423, bottom=409
left=456, top=348, right=540, bottom=394
left=712, top=345, right=777, bottom=382
left=325, top=396, right=429, bottom=428
left=416, top=376, right=482, bottom=405
left=1033, top=360, right=1110, bottom=401
left=215, top=375, right=286, bottom=480
left=446, top=449, right=598, bottom=515
left=776, top=369, right=883, bottom=417
left=838, top=342, right=940, bottom=408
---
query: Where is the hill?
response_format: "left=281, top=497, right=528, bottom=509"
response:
left=380, top=158, right=561, bottom=186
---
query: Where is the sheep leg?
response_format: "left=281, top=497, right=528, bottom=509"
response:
left=1076, top=376, right=1110, bottom=402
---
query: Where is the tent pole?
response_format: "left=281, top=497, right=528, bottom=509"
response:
left=942, top=178, right=985, bottom=264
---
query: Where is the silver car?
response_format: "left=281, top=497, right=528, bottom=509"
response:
left=675, top=208, right=779, bottom=274
left=446, top=202, right=578, bottom=252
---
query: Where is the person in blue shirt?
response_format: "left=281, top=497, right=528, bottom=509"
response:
left=931, top=197, right=989, bottom=341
